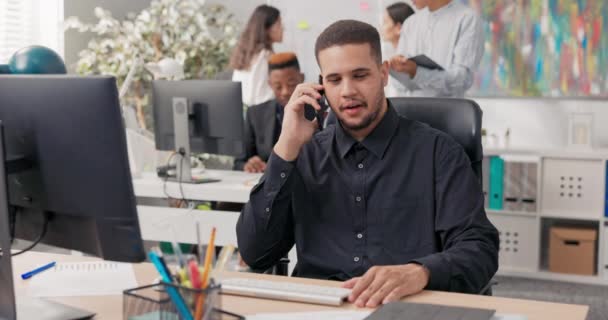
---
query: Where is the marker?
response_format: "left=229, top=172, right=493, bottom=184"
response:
left=21, top=261, right=56, bottom=280
left=149, top=252, right=193, bottom=320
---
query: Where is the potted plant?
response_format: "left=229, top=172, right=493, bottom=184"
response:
left=65, top=0, right=238, bottom=130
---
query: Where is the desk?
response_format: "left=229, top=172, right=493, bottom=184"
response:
left=13, top=252, right=588, bottom=320
left=133, top=170, right=261, bottom=203
left=132, top=170, right=303, bottom=272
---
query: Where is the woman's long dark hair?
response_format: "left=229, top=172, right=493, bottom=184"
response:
left=229, top=5, right=281, bottom=70
left=386, top=2, right=414, bottom=25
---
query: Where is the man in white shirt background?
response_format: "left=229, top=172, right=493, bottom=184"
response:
left=389, top=0, right=484, bottom=98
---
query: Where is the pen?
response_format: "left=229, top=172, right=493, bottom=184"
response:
left=194, top=227, right=216, bottom=320
left=149, top=252, right=193, bottom=320
left=196, top=222, right=203, bottom=265
left=21, top=261, right=56, bottom=279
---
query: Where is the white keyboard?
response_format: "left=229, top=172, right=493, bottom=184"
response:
left=220, top=278, right=352, bottom=306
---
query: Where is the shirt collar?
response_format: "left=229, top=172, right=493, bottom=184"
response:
left=430, top=0, right=454, bottom=16
left=335, top=100, right=400, bottom=159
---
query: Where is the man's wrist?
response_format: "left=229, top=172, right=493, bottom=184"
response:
left=408, top=263, right=430, bottom=287
left=273, top=137, right=302, bottom=162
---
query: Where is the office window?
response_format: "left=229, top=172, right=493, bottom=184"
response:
left=0, top=0, right=63, bottom=63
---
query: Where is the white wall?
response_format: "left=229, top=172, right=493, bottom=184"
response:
left=475, top=98, right=608, bottom=149
left=63, top=0, right=608, bottom=151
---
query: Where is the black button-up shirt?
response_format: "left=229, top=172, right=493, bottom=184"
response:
left=236, top=101, right=499, bottom=294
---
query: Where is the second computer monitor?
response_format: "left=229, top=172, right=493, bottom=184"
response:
left=152, top=80, right=244, bottom=157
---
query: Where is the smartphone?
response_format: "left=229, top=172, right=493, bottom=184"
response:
left=304, top=75, right=329, bottom=130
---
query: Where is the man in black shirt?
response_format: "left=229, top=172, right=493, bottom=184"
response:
left=236, top=20, right=498, bottom=308
left=234, top=52, right=304, bottom=173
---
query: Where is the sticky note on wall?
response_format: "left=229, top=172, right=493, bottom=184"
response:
left=360, top=2, right=370, bottom=11
left=297, top=21, right=310, bottom=30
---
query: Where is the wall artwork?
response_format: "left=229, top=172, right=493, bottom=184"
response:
left=462, top=0, right=608, bottom=97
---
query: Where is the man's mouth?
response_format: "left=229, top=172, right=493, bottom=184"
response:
left=341, top=102, right=365, bottom=115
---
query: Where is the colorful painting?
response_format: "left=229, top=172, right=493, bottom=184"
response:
left=462, top=0, right=608, bottom=97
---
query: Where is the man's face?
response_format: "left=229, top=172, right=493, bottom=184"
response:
left=411, top=0, right=429, bottom=10
left=268, top=67, right=304, bottom=107
left=317, top=43, right=388, bottom=132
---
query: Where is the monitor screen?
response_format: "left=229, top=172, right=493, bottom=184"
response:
left=152, top=80, right=244, bottom=157
left=0, top=75, right=144, bottom=263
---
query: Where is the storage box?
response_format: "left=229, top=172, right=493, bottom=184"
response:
left=549, top=227, right=597, bottom=275
left=541, top=159, right=604, bottom=219
left=488, top=214, right=539, bottom=271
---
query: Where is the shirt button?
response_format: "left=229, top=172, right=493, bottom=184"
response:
left=357, top=163, right=364, bottom=169
left=280, top=172, right=286, bottom=178
left=353, top=256, right=360, bottom=262
left=356, top=233, right=363, bottom=239
left=265, top=207, right=270, bottom=212
left=355, top=196, right=362, bottom=202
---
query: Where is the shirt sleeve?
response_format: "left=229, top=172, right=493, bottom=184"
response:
left=236, top=152, right=298, bottom=271
left=409, top=13, right=484, bottom=96
left=410, top=136, right=499, bottom=294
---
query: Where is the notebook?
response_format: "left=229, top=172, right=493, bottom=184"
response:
left=27, top=261, right=138, bottom=297
left=409, top=55, right=444, bottom=71
left=364, top=302, right=495, bottom=320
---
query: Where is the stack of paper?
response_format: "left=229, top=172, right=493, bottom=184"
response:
left=27, top=261, right=138, bottom=297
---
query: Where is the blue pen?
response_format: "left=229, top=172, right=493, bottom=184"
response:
left=21, top=261, right=56, bottom=280
left=149, top=252, right=193, bottom=320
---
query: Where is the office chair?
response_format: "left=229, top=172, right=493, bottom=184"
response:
left=389, top=97, right=495, bottom=295
left=388, top=97, right=483, bottom=183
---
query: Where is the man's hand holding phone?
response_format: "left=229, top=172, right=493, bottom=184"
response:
left=274, top=82, right=325, bottom=162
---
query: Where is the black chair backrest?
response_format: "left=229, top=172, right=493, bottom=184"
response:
left=389, top=97, right=483, bottom=182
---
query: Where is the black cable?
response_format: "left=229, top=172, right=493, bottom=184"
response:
left=9, top=206, right=17, bottom=244
left=177, top=152, right=187, bottom=207
left=162, top=152, right=178, bottom=201
left=10, top=211, right=50, bottom=257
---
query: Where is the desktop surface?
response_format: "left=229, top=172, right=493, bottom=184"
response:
left=133, top=169, right=261, bottom=203
left=12, top=252, right=589, bottom=320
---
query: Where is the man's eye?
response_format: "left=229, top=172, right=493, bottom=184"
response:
left=354, top=73, right=368, bottom=79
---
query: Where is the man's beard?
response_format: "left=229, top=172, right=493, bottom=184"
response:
left=338, top=92, right=385, bottom=131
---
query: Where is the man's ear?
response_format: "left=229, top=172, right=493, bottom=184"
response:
left=381, top=61, right=389, bottom=87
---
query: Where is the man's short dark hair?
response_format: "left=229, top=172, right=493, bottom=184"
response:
left=314, top=20, right=382, bottom=65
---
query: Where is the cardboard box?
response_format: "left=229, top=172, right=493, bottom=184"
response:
left=549, top=227, right=597, bottom=275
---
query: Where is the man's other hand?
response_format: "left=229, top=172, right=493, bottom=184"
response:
left=342, top=264, right=430, bottom=308
left=243, top=156, right=267, bottom=173
left=389, top=55, right=418, bottom=78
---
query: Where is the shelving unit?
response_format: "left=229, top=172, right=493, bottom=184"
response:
left=484, top=148, right=608, bottom=285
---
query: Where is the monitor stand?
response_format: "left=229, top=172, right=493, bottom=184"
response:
left=0, top=122, right=95, bottom=320
left=171, top=97, right=220, bottom=184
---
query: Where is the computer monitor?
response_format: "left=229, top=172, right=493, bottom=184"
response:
left=0, top=75, right=145, bottom=319
left=152, top=80, right=244, bottom=183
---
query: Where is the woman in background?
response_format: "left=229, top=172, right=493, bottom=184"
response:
left=230, top=5, right=283, bottom=106
left=381, top=2, right=415, bottom=97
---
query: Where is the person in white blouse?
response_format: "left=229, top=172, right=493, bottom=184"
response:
left=381, top=2, right=415, bottom=98
left=389, top=0, right=484, bottom=98
left=230, top=5, right=284, bottom=106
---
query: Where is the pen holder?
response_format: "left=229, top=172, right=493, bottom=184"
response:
left=123, top=280, right=243, bottom=320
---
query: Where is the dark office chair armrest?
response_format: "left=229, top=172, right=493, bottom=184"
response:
left=261, top=258, right=290, bottom=276
left=478, top=278, right=498, bottom=296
